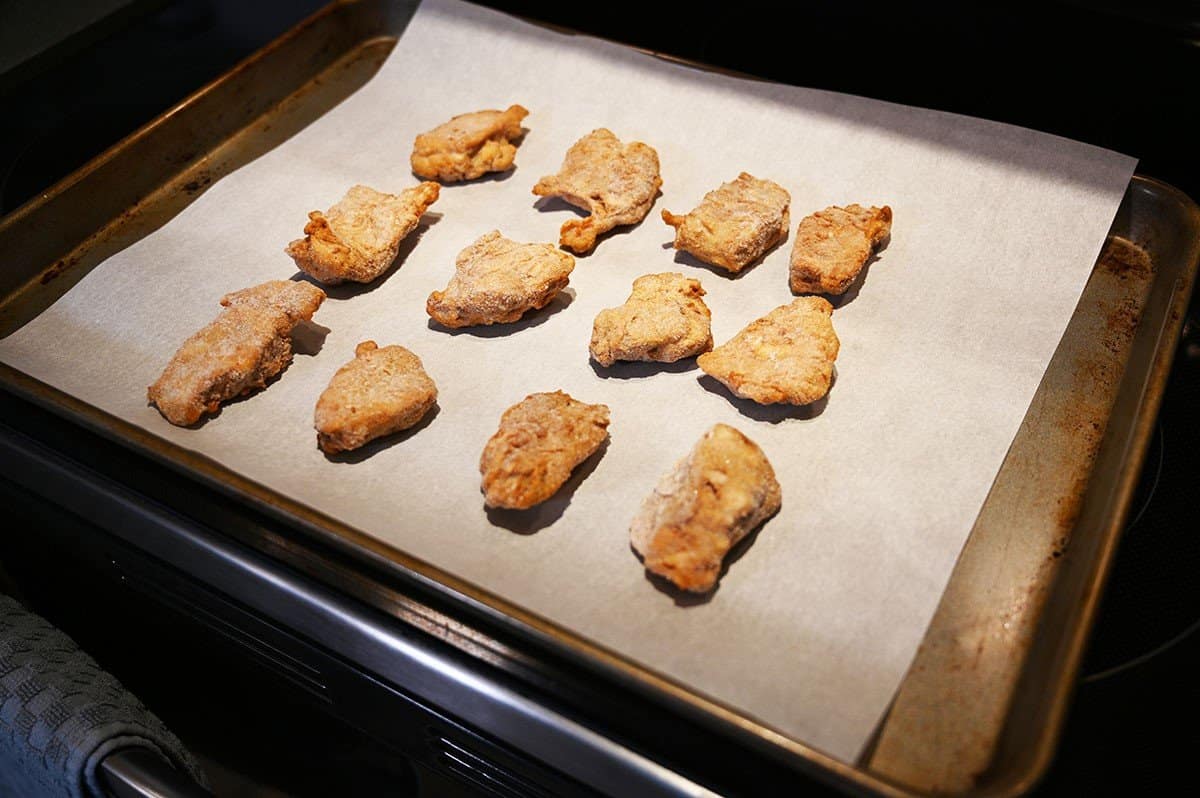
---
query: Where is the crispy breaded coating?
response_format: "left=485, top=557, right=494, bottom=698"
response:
left=589, top=273, right=713, bottom=367
left=631, top=424, right=781, bottom=593
left=411, top=105, right=529, bottom=182
left=147, top=280, right=326, bottom=426
left=532, top=128, right=662, bottom=254
left=285, top=182, right=440, bottom=285
left=313, top=341, right=438, bottom=454
left=662, top=173, right=790, bottom=272
left=789, top=204, right=892, bottom=295
left=697, top=297, right=839, bottom=405
left=426, top=231, right=575, bottom=328
left=480, top=391, right=610, bottom=510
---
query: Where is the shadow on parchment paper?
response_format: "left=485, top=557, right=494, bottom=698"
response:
left=485, top=438, right=610, bottom=535
left=589, top=357, right=698, bottom=380
left=290, top=212, right=443, bottom=300
left=637, top=521, right=769, bottom=608
left=322, top=404, right=440, bottom=465
left=659, top=229, right=789, bottom=280
left=426, top=287, right=575, bottom=338
left=416, top=166, right=519, bottom=187
left=532, top=192, right=663, bottom=258
left=531, top=195, right=578, bottom=216
left=174, top=319, right=330, bottom=430
left=291, top=318, right=330, bottom=357
left=696, top=373, right=832, bottom=424
left=827, top=235, right=890, bottom=310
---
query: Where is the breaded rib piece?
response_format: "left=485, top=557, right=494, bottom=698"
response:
left=411, top=105, right=529, bottom=182
left=426, top=231, right=574, bottom=328
left=532, top=128, right=662, bottom=254
left=480, top=391, right=610, bottom=510
left=698, top=297, right=839, bottom=405
left=285, top=182, right=440, bottom=285
left=789, top=203, right=892, bottom=295
left=313, top=341, right=438, bottom=455
left=662, top=173, right=790, bottom=272
left=148, top=280, right=326, bottom=426
left=589, top=273, right=713, bottom=367
left=631, top=424, right=781, bottom=593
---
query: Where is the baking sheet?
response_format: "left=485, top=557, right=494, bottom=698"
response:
left=0, top=0, right=1135, bottom=761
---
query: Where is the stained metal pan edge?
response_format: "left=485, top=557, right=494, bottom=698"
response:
left=0, top=1, right=1196, bottom=795
left=982, top=179, right=1199, bottom=796
left=868, top=177, right=1200, bottom=795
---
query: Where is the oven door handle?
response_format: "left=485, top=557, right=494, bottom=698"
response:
left=99, top=748, right=212, bottom=798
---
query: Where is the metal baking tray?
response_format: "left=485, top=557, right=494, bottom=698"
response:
left=1, top=1, right=1196, bottom=794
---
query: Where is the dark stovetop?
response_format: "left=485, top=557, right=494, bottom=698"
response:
left=1, top=1, right=1196, bottom=794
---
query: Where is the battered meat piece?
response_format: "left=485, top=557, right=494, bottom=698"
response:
left=532, top=128, right=662, bottom=254
left=789, top=203, right=892, bottom=295
left=631, top=424, right=781, bottom=593
left=411, top=105, right=529, bottom=182
left=147, top=280, right=326, bottom=426
left=589, top=273, right=712, bottom=367
left=426, top=231, right=575, bottom=328
left=285, top=182, right=440, bottom=285
left=480, top=391, right=610, bottom=510
left=697, top=297, right=839, bottom=405
left=313, top=341, right=438, bottom=454
left=661, top=173, right=790, bottom=272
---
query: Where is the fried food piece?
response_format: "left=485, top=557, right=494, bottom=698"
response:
left=426, top=231, right=575, bottom=328
left=661, top=173, right=790, bottom=272
left=697, top=297, right=839, bottom=405
left=148, top=280, right=326, bottom=426
left=789, top=204, right=892, bottom=295
left=532, top=128, right=662, bottom=254
left=480, top=391, right=610, bottom=510
left=631, top=424, right=781, bottom=593
left=313, top=341, right=438, bottom=454
left=411, top=105, right=529, bottom=182
left=589, top=273, right=713, bottom=367
left=285, top=182, right=440, bottom=285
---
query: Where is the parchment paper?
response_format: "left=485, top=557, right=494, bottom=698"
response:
left=0, top=0, right=1136, bottom=762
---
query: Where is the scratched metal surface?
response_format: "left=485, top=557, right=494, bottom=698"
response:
left=868, top=234, right=1160, bottom=793
left=868, top=180, right=1199, bottom=794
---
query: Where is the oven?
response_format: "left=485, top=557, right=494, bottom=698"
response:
left=1, top=2, right=1196, bottom=795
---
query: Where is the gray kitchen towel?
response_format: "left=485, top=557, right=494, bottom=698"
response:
left=0, top=594, right=207, bottom=797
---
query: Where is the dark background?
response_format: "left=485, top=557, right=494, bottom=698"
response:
left=1, top=1, right=1196, bottom=795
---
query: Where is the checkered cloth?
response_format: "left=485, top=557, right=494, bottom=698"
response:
left=0, top=594, right=206, bottom=797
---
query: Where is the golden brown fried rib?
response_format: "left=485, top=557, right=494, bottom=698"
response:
left=697, top=296, right=839, bottom=405
left=631, top=424, right=781, bottom=593
left=662, top=173, right=790, bottom=272
left=789, top=204, right=892, bottom=295
left=480, top=391, right=610, bottom=510
left=411, top=105, right=529, bottom=182
left=148, top=280, right=326, bottom=426
left=285, top=183, right=440, bottom=285
left=589, top=273, right=712, bottom=367
left=532, top=128, right=662, bottom=254
left=426, top=231, right=575, bottom=328
left=313, top=341, right=438, bottom=454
